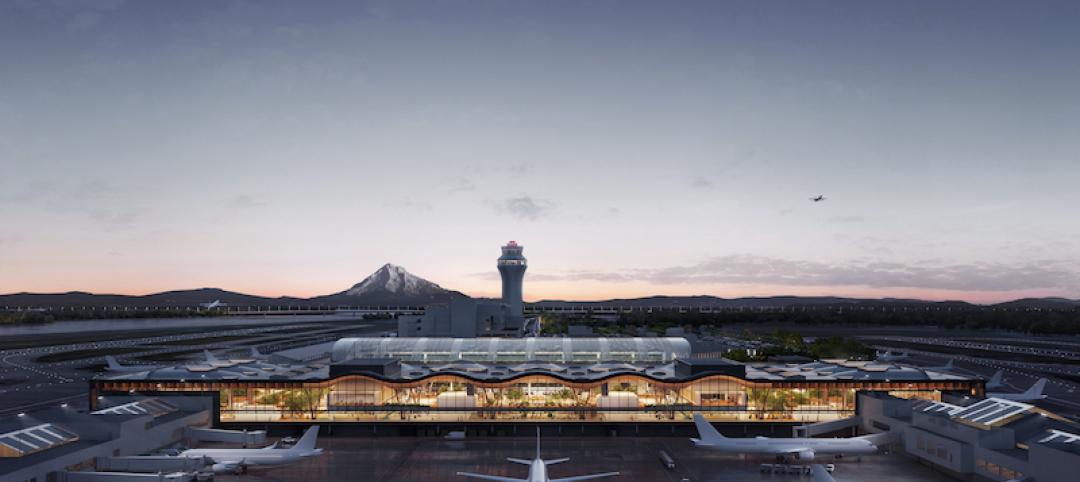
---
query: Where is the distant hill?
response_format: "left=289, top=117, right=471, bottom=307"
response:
left=0, top=264, right=462, bottom=308
left=991, top=297, right=1080, bottom=309
left=532, top=295, right=1079, bottom=310
left=1, top=272, right=1075, bottom=310
left=0, top=288, right=305, bottom=308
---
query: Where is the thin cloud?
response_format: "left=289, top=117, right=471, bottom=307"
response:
left=521, top=255, right=1080, bottom=293
left=690, top=176, right=713, bottom=189
left=384, top=198, right=432, bottom=212
left=87, top=209, right=139, bottom=230
left=445, top=176, right=476, bottom=193
left=493, top=195, right=554, bottom=221
left=227, top=195, right=267, bottom=209
left=827, top=215, right=866, bottom=224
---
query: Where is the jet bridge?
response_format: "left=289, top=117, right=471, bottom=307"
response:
left=184, top=427, right=266, bottom=446
left=95, top=456, right=209, bottom=473
left=792, top=416, right=860, bottom=437
left=65, top=472, right=199, bottom=482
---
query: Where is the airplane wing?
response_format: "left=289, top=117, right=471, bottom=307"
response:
left=455, top=472, right=526, bottom=482
left=550, top=472, right=620, bottom=482
left=811, top=464, right=837, bottom=482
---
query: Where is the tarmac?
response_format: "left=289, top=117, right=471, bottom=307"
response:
left=216, top=435, right=958, bottom=482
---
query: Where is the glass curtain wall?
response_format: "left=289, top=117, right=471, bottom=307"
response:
left=97, top=376, right=974, bottom=423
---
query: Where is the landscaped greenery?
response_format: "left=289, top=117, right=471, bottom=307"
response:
left=535, top=306, right=1080, bottom=334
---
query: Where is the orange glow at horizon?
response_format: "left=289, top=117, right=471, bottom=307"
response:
left=7, top=276, right=1067, bottom=306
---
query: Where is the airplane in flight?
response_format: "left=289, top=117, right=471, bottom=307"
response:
left=104, top=356, right=161, bottom=373
left=986, top=370, right=1006, bottom=390
left=691, top=414, right=878, bottom=461
left=457, top=428, right=619, bottom=482
left=179, top=425, right=323, bottom=474
left=875, top=351, right=910, bottom=362
left=200, top=300, right=227, bottom=309
left=810, top=195, right=826, bottom=202
left=987, top=378, right=1048, bottom=402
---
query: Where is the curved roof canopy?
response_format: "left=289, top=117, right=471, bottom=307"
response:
left=331, top=337, right=692, bottom=364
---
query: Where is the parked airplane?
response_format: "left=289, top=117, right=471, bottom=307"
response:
left=923, top=360, right=954, bottom=372
left=457, top=428, right=619, bottom=482
left=986, top=370, right=1006, bottom=390
left=691, top=414, right=878, bottom=461
left=987, top=378, right=1048, bottom=402
left=104, top=356, right=161, bottom=373
left=876, top=351, right=909, bottom=362
left=179, top=425, right=323, bottom=474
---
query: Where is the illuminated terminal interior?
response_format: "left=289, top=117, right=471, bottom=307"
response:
left=92, top=337, right=983, bottom=424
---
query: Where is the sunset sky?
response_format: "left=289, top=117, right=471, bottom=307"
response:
left=2, top=1, right=1079, bottom=303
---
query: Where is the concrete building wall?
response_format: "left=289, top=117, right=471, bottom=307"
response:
left=449, top=297, right=478, bottom=338
left=972, top=446, right=1028, bottom=482
left=904, top=426, right=971, bottom=474
left=1028, top=443, right=1080, bottom=482
left=397, top=300, right=518, bottom=338
left=855, top=394, right=1052, bottom=482
left=0, top=400, right=211, bottom=482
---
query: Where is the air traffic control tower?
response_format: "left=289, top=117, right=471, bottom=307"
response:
left=497, top=240, right=527, bottom=322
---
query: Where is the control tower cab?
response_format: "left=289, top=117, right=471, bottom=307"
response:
left=497, top=240, right=527, bottom=321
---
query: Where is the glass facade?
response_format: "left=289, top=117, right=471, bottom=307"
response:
left=330, top=337, right=692, bottom=364
left=93, top=374, right=978, bottom=424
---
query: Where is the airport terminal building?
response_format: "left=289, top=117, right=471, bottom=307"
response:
left=90, top=337, right=983, bottom=426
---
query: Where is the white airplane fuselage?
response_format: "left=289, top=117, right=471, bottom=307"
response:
left=692, top=437, right=877, bottom=458
left=527, top=459, right=547, bottom=482
left=180, top=449, right=315, bottom=468
left=456, top=427, right=618, bottom=482
left=691, top=414, right=877, bottom=461
left=178, top=426, right=323, bottom=473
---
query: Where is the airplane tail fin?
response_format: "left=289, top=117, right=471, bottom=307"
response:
left=1024, top=378, right=1048, bottom=398
left=988, top=370, right=1004, bottom=388
left=204, top=350, right=219, bottom=363
left=943, top=360, right=954, bottom=370
left=251, top=347, right=262, bottom=358
left=105, top=355, right=121, bottom=369
left=543, top=457, right=569, bottom=465
left=692, top=414, right=725, bottom=443
left=507, top=457, right=533, bottom=465
left=291, top=426, right=320, bottom=452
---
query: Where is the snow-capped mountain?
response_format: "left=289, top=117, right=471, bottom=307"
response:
left=343, top=263, right=445, bottom=297
left=314, top=263, right=464, bottom=306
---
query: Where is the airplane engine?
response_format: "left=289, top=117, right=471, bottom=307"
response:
left=211, top=462, right=243, bottom=475
left=797, top=450, right=815, bottom=461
